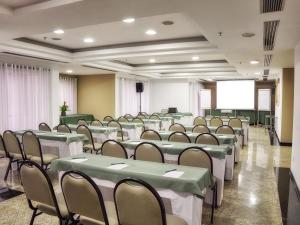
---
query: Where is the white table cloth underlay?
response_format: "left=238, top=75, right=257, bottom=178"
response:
left=123, top=126, right=143, bottom=140
left=144, top=121, right=161, bottom=131
left=58, top=172, right=203, bottom=225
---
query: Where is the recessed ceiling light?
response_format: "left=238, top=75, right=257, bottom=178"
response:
left=250, top=60, right=259, bottom=65
left=254, top=72, right=261, bottom=75
left=53, top=29, right=64, bottom=34
left=83, top=38, right=94, bottom=43
left=66, top=70, right=73, bottom=73
left=51, top=37, right=61, bottom=41
left=192, top=56, right=200, bottom=61
left=149, top=58, right=156, bottom=63
left=123, top=17, right=135, bottom=23
left=145, top=29, right=157, bottom=36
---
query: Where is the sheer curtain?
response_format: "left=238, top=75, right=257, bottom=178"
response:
left=116, top=76, right=150, bottom=116
left=189, top=81, right=201, bottom=116
left=59, top=76, right=77, bottom=114
left=0, top=64, right=51, bottom=133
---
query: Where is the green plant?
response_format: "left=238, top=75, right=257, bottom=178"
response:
left=60, top=101, right=69, bottom=112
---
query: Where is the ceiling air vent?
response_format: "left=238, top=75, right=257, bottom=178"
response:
left=264, top=54, right=273, bottom=67
left=264, top=21, right=279, bottom=51
left=260, top=0, right=285, bottom=13
left=264, top=69, right=270, bottom=75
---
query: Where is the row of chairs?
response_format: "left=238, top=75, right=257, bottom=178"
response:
left=21, top=160, right=189, bottom=225
left=193, top=116, right=243, bottom=128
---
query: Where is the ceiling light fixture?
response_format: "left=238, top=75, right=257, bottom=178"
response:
left=192, top=56, right=200, bottom=61
left=149, top=58, right=156, bottom=63
left=254, top=72, right=261, bottom=75
left=145, top=29, right=157, bottom=36
left=123, top=17, right=135, bottom=23
left=162, top=20, right=174, bottom=26
left=66, top=70, right=73, bottom=73
left=250, top=60, right=259, bottom=65
left=83, top=38, right=95, bottom=43
left=53, top=29, right=64, bottom=34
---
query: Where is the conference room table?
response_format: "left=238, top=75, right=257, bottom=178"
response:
left=51, top=154, right=212, bottom=225
left=101, top=121, right=144, bottom=139
left=122, top=139, right=234, bottom=206
left=60, top=113, right=94, bottom=124
left=15, top=130, right=87, bottom=157
left=156, top=112, right=194, bottom=125
left=66, top=124, right=118, bottom=143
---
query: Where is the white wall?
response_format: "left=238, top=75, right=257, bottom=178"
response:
left=149, top=79, right=190, bottom=113
left=291, top=44, right=300, bottom=188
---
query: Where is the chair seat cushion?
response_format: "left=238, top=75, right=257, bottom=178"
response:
left=30, top=154, right=58, bottom=165
left=37, top=193, right=68, bottom=218
left=11, top=153, right=23, bottom=160
left=166, top=214, right=188, bottom=225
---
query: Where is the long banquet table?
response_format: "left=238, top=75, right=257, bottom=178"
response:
left=51, top=154, right=213, bottom=225
left=101, top=121, right=144, bottom=139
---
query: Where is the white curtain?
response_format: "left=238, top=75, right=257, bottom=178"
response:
left=59, top=76, right=77, bottom=114
left=117, top=77, right=150, bottom=117
left=189, top=81, right=201, bottom=116
left=0, top=64, right=51, bottom=133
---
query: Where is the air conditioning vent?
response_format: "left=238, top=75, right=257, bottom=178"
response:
left=260, top=0, right=285, bottom=13
left=264, top=54, right=273, bottom=67
left=264, top=69, right=270, bottom=75
left=264, top=21, right=279, bottom=51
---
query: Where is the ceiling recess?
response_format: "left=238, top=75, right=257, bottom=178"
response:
left=263, top=20, right=279, bottom=51
left=264, top=54, right=273, bottom=67
left=260, top=0, right=285, bottom=13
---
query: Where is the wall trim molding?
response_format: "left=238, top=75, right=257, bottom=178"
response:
left=274, top=130, right=293, bottom=146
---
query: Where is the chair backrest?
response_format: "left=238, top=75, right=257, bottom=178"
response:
left=124, top=114, right=134, bottom=120
left=168, top=132, right=191, bottom=143
left=0, top=134, right=8, bottom=157
left=169, top=123, right=186, bottom=132
left=178, top=147, right=213, bottom=175
left=78, top=119, right=88, bottom=126
left=134, top=142, right=164, bottom=163
left=77, top=125, right=94, bottom=146
left=140, top=130, right=162, bottom=141
left=192, top=125, right=210, bottom=134
left=149, top=114, right=160, bottom=120
left=216, top=125, right=235, bottom=134
left=114, top=178, right=167, bottom=225
left=228, top=118, right=242, bottom=128
left=38, top=123, right=51, bottom=132
left=103, top=116, right=114, bottom=122
left=210, top=117, right=223, bottom=127
left=22, top=131, right=42, bottom=159
left=20, top=161, right=63, bottom=218
left=107, top=121, right=124, bottom=141
left=101, top=140, right=128, bottom=159
left=132, top=118, right=144, bottom=124
left=91, top=120, right=103, bottom=127
left=137, top=114, right=146, bottom=119
left=3, top=130, right=24, bottom=158
left=193, top=116, right=207, bottom=126
left=195, top=133, right=219, bottom=145
left=61, top=171, right=109, bottom=225
left=139, top=112, right=148, bottom=116
left=118, top=116, right=129, bottom=123
left=57, top=124, right=71, bottom=133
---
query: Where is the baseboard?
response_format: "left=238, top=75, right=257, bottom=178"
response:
left=274, top=130, right=293, bottom=146
left=290, top=171, right=300, bottom=201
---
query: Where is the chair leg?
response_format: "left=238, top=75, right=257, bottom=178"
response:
left=4, top=158, right=12, bottom=182
left=30, top=208, right=38, bottom=225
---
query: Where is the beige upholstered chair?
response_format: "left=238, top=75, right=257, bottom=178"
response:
left=91, top=120, right=103, bottom=127
left=114, top=178, right=188, bottom=225
left=192, top=125, right=210, bottom=134
left=195, top=133, right=219, bottom=145
left=134, top=142, right=164, bottom=163
left=137, top=114, right=146, bottom=119
left=168, top=132, right=191, bottom=143
left=140, top=130, right=162, bottom=141
left=210, top=117, right=223, bottom=127
left=139, top=112, right=149, bottom=116
left=38, top=122, right=51, bottom=132
left=169, top=123, right=186, bottom=132
left=3, top=130, right=24, bottom=182
left=101, top=140, right=128, bottom=159
left=216, top=125, right=235, bottom=135
left=0, top=134, right=7, bottom=158
left=20, top=161, right=70, bottom=225
left=149, top=114, right=160, bottom=120
left=61, top=170, right=118, bottom=225
left=132, top=117, right=144, bottom=124
left=103, top=116, right=114, bottom=122
left=22, top=131, right=58, bottom=169
left=77, top=125, right=102, bottom=153
left=118, top=116, right=129, bottom=123
left=193, top=116, right=207, bottom=126
left=78, top=119, right=89, bottom=126
left=178, top=147, right=217, bottom=224
left=107, top=121, right=129, bottom=141
left=57, top=124, right=72, bottom=133
left=229, top=118, right=242, bottom=128
left=124, top=114, right=134, bottom=120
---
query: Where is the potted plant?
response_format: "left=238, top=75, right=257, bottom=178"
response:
left=60, top=101, right=69, bottom=116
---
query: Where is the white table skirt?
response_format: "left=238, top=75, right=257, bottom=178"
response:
left=144, top=122, right=161, bottom=132
left=93, top=132, right=118, bottom=143
left=126, top=148, right=225, bottom=207
left=123, top=127, right=143, bottom=140
left=161, top=120, right=173, bottom=131
left=58, top=172, right=203, bottom=225
left=174, top=116, right=194, bottom=126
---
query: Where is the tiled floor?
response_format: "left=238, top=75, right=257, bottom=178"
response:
left=0, top=127, right=295, bottom=225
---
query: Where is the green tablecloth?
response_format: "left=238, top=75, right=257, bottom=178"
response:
left=60, top=114, right=95, bottom=125
left=67, top=124, right=118, bottom=134
left=15, top=130, right=88, bottom=144
left=51, top=154, right=212, bottom=198
left=184, top=125, right=244, bottom=136
left=102, top=121, right=145, bottom=129
left=158, top=131, right=237, bottom=145
left=122, top=139, right=232, bottom=159
left=205, top=117, right=249, bottom=124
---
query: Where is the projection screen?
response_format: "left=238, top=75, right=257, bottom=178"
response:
left=217, top=80, right=255, bottom=110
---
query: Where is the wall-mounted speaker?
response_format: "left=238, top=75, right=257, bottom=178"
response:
left=136, top=82, right=144, bottom=93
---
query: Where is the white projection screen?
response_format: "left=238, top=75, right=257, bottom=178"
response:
left=217, top=80, right=255, bottom=110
